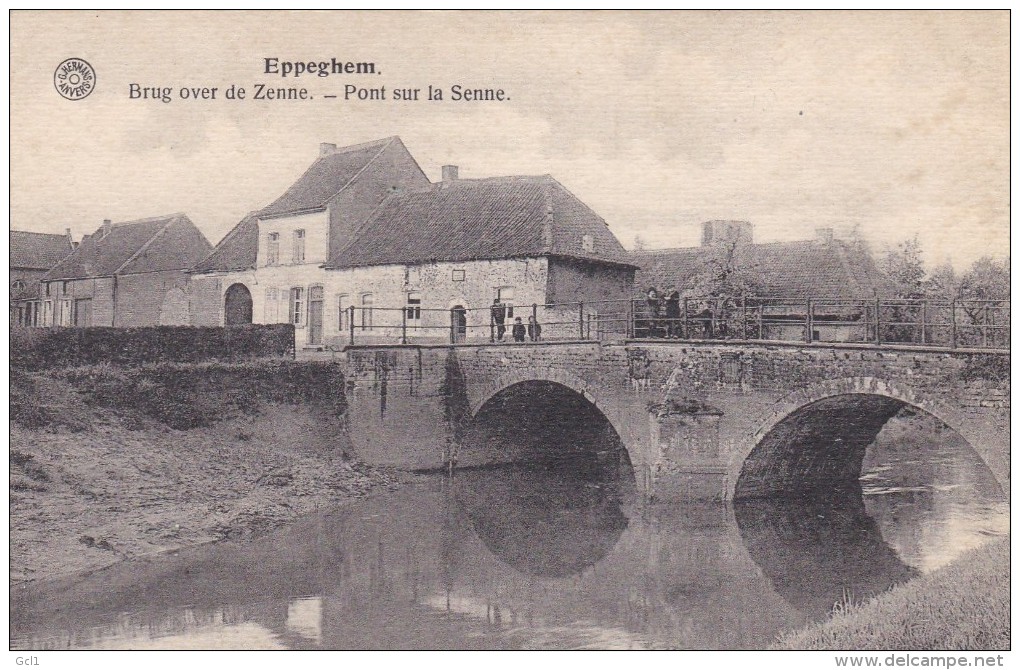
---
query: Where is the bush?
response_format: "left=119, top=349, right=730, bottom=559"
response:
left=57, top=361, right=345, bottom=430
left=10, top=325, right=295, bottom=370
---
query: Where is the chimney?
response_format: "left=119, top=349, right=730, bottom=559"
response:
left=816, top=227, right=834, bottom=244
left=319, top=142, right=337, bottom=157
left=65, top=227, right=75, bottom=248
left=442, top=165, right=459, bottom=181
left=102, top=219, right=112, bottom=238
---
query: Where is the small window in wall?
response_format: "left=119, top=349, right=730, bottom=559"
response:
left=497, top=286, right=515, bottom=318
left=265, top=287, right=279, bottom=322
left=582, top=234, right=595, bottom=252
left=45, top=283, right=51, bottom=297
left=11, top=280, right=26, bottom=292
left=406, top=292, right=422, bottom=324
left=452, top=269, right=465, bottom=282
left=267, top=233, right=280, bottom=265
left=361, top=293, right=374, bottom=330
left=290, top=287, right=305, bottom=326
left=293, top=229, right=306, bottom=263
left=338, top=294, right=348, bottom=331
left=62, top=281, right=69, bottom=295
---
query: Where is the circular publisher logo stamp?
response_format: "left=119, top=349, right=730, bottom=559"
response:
left=54, top=58, right=96, bottom=100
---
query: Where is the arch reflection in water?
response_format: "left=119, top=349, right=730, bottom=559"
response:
left=455, top=379, right=634, bottom=578
left=452, top=463, right=631, bottom=578
left=736, top=485, right=919, bottom=620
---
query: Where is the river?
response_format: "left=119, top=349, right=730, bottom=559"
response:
left=9, top=413, right=1008, bottom=650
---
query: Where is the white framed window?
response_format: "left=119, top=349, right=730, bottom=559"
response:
left=265, top=287, right=279, bottom=322
left=293, top=229, right=306, bottom=263
left=267, top=233, right=280, bottom=265
left=337, top=294, right=348, bottom=331
left=452, top=269, right=465, bottom=282
left=497, top=286, right=515, bottom=318
left=406, top=291, right=422, bottom=325
left=290, top=287, right=305, bottom=326
left=361, top=293, right=374, bottom=330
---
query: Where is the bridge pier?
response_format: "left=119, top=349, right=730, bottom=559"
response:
left=648, top=403, right=728, bottom=501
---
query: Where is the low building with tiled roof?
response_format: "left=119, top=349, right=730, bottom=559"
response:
left=189, top=137, right=430, bottom=333
left=190, top=139, right=635, bottom=346
left=10, top=229, right=75, bottom=326
left=325, top=173, right=637, bottom=343
left=633, top=223, right=894, bottom=301
left=40, top=213, right=211, bottom=327
left=631, top=222, right=898, bottom=341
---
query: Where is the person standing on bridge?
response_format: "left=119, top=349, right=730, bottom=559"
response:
left=491, top=297, right=507, bottom=341
left=645, top=287, right=661, bottom=337
left=527, top=314, right=542, bottom=341
left=512, top=317, right=527, bottom=342
left=664, top=290, right=682, bottom=338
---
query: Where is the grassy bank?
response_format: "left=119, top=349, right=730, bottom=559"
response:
left=774, top=537, right=1010, bottom=650
left=10, top=362, right=403, bottom=584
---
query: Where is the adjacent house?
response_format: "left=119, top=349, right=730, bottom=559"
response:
left=191, top=137, right=636, bottom=347
left=189, top=136, right=431, bottom=335
left=632, top=222, right=896, bottom=341
left=41, top=213, right=212, bottom=327
left=10, top=229, right=75, bottom=326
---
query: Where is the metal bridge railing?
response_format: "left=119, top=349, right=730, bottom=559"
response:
left=338, top=297, right=1009, bottom=351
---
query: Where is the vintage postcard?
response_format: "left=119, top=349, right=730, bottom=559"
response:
left=8, top=10, right=1010, bottom=660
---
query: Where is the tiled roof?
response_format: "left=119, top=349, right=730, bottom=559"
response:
left=258, top=137, right=398, bottom=219
left=193, top=137, right=407, bottom=273
left=43, top=213, right=211, bottom=281
left=327, top=175, right=635, bottom=269
left=10, top=230, right=73, bottom=270
left=632, top=240, right=897, bottom=300
left=189, top=212, right=259, bottom=273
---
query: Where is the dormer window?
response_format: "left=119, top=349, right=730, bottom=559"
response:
left=582, top=234, right=595, bottom=252
left=267, top=233, right=280, bottom=266
left=293, top=229, right=306, bottom=263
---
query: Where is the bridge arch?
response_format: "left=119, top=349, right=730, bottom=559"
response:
left=470, top=366, right=636, bottom=454
left=734, top=376, right=1007, bottom=499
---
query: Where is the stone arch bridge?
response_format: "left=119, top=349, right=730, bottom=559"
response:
left=337, top=341, right=1009, bottom=501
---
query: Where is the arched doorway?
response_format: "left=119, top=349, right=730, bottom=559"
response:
left=224, top=283, right=253, bottom=326
left=450, top=305, right=467, bottom=343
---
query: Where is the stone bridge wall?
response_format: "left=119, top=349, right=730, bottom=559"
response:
left=338, top=341, right=1009, bottom=499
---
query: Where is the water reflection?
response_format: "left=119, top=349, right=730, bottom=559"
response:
left=736, top=488, right=919, bottom=619
left=453, top=461, right=630, bottom=578
left=10, top=413, right=1009, bottom=650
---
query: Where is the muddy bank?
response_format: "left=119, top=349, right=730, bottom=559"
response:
left=10, top=362, right=405, bottom=584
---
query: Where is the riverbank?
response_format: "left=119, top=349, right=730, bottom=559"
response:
left=10, top=362, right=405, bottom=584
left=774, top=536, right=1010, bottom=650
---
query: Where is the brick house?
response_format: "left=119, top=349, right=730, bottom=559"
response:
left=324, top=169, right=637, bottom=344
left=632, top=222, right=897, bottom=341
left=189, top=136, right=431, bottom=335
left=10, top=230, right=75, bottom=326
left=41, top=214, right=212, bottom=327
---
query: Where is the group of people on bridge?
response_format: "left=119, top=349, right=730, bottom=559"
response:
left=640, top=287, right=730, bottom=339
left=490, top=299, right=542, bottom=343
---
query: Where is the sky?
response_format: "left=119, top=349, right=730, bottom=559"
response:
left=9, top=11, right=1010, bottom=270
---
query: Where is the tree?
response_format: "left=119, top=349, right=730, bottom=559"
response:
left=632, top=235, right=646, bottom=252
left=880, top=235, right=926, bottom=298
left=958, top=256, right=1010, bottom=300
